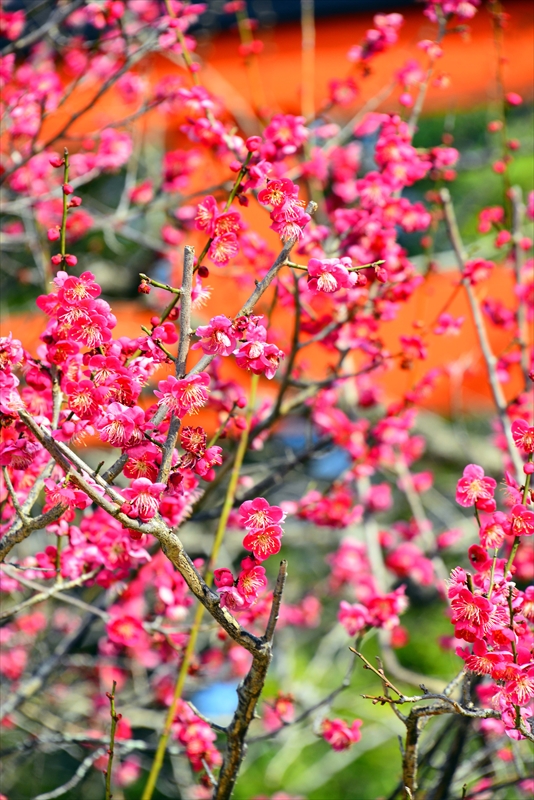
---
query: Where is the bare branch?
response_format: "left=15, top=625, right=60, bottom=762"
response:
left=152, top=244, right=195, bottom=439
left=32, top=746, right=108, bottom=800
left=1, top=0, right=85, bottom=57
left=264, top=560, right=288, bottom=643
left=101, top=453, right=128, bottom=483
left=215, top=560, right=288, bottom=800
left=249, top=648, right=358, bottom=744
left=440, top=188, right=523, bottom=476
left=0, top=566, right=102, bottom=622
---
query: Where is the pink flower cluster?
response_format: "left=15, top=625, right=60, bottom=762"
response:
left=347, top=13, right=403, bottom=64
left=192, top=313, right=284, bottom=380
left=321, top=717, right=363, bottom=751
left=258, top=177, right=311, bottom=242
left=338, top=587, right=409, bottom=637
left=173, top=699, right=222, bottom=773
left=213, top=498, right=286, bottom=611
left=195, top=195, right=243, bottom=265
left=450, top=435, right=534, bottom=739
left=1, top=0, right=533, bottom=788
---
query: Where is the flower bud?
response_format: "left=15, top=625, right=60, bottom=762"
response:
left=399, top=92, right=414, bottom=107
left=495, top=230, right=511, bottom=247
left=47, top=227, right=60, bottom=242
left=246, top=136, right=262, bottom=152
left=505, top=92, right=522, bottom=106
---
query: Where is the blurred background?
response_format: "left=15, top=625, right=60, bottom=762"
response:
left=1, top=1, right=533, bottom=798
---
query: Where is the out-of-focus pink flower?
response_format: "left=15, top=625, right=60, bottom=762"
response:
left=338, top=600, right=369, bottom=636
left=321, top=717, right=362, bottom=751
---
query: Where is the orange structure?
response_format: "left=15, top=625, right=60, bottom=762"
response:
left=2, top=1, right=532, bottom=418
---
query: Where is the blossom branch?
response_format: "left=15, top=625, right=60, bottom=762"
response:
left=155, top=245, right=195, bottom=480
left=187, top=201, right=317, bottom=378
left=215, top=559, right=288, bottom=800
left=14, top=410, right=266, bottom=655
left=0, top=379, right=65, bottom=558
left=0, top=502, right=68, bottom=563
left=1, top=606, right=105, bottom=718
left=1, top=32, right=161, bottom=185
left=142, top=372, right=259, bottom=800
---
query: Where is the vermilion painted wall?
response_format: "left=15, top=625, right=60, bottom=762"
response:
left=3, top=2, right=532, bottom=420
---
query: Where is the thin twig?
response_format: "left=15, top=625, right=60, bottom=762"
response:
left=32, top=746, right=108, bottom=800
left=264, top=560, right=288, bottom=644
left=249, top=647, right=357, bottom=743
left=104, top=682, right=119, bottom=800
left=2, top=467, right=27, bottom=523
left=0, top=566, right=102, bottom=621
left=440, top=188, right=523, bottom=476
left=1, top=0, right=84, bottom=56
left=350, top=648, right=405, bottom=698
left=151, top=245, right=194, bottom=432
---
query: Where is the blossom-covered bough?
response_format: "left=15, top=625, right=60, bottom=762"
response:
left=0, top=1, right=533, bottom=799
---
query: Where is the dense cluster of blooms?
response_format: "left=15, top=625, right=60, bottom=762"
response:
left=0, top=0, right=533, bottom=798
left=213, top=498, right=286, bottom=611
left=448, top=430, right=534, bottom=740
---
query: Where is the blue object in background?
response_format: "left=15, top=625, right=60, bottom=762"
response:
left=276, top=426, right=350, bottom=481
left=308, top=447, right=351, bottom=480
left=191, top=681, right=239, bottom=725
